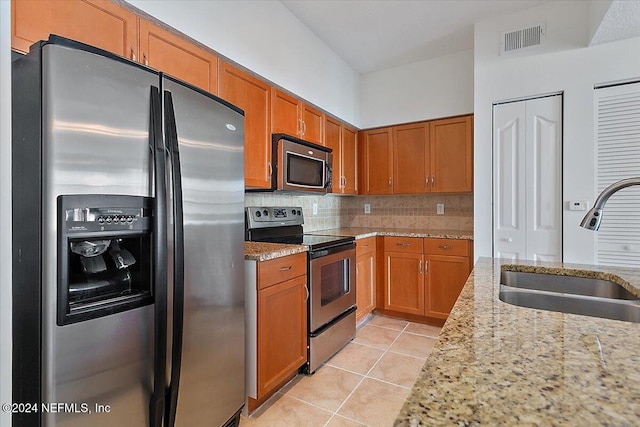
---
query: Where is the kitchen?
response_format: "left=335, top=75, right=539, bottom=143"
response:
left=2, top=0, right=640, bottom=426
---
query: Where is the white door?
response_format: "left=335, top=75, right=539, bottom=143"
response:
left=493, top=95, right=563, bottom=261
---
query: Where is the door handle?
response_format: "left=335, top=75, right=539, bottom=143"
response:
left=268, top=162, right=273, bottom=178
left=304, top=284, right=309, bottom=301
left=431, top=175, right=435, bottom=186
left=419, top=260, right=422, bottom=273
left=143, top=53, right=149, bottom=66
left=425, top=261, right=429, bottom=273
left=130, top=46, right=137, bottom=61
left=388, top=178, right=392, bottom=189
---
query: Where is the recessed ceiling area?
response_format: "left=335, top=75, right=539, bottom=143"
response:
left=280, top=0, right=548, bottom=74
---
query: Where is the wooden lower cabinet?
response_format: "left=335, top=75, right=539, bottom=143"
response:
left=425, top=255, right=470, bottom=319
left=355, top=237, right=376, bottom=322
left=381, top=236, right=471, bottom=320
left=384, top=250, right=424, bottom=316
left=257, top=275, right=307, bottom=398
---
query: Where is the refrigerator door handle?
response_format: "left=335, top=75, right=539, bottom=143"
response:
left=163, top=90, right=185, bottom=427
left=149, top=85, right=168, bottom=427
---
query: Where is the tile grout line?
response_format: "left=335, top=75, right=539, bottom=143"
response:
left=323, top=320, right=411, bottom=427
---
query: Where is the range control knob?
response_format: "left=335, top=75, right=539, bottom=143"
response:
left=297, top=210, right=301, bottom=215
left=291, top=209, right=296, bottom=215
left=263, top=209, right=269, bottom=216
left=255, top=211, right=262, bottom=218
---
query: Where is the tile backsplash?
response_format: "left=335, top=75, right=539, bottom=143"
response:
left=245, top=193, right=473, bottom=233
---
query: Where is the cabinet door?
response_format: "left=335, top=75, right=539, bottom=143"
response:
left=302, top=104, right=324, bottom=145
left=430, top=115, right=473, bottom=193
left=356, top=237, right=376, bottom=322
left=271, top=88, right=300, bottom=136
left=359, top=128, right=393, bottom=195
left=425, top=255, right=469, bottom=319
left=139, top=19, right=218, bottom=94
left=393, top=122, right=429, bottom=194
left=342, top=125, right=358, bottom=195
left=12, top=0, right=137, bottom=57
left=325, top=116, right=342, bottom=193
left=384, top=251, right=424, bottom=315
left=257, top=276, right=307, bottom=399
left=219, top=61, right=272, bottom=189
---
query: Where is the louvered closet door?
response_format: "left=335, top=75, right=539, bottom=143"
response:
left=595, top=82, right=640, bottom=267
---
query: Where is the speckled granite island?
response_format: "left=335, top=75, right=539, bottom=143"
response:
left=395, top=257, right=640, bottom=426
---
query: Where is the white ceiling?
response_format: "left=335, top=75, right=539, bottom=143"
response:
left=280, top=0, right=548, bottom=74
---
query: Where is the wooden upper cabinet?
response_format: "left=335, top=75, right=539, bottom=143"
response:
left=325, top=116, right=342, bottom=193
left=12, top=0, right=137, bottom=57
left=301, top=103, right=324, bottom=145
left=393, top=122, right=429, bottom=194
left=359, top=127, right=393, bottom=195
left=430, top=115, right=473, bottom=193
left=271, top=89, right=300, bottom=136
left=219, top=61, right=272, bottom=189
left=341, top=125, right=358, bottom=194
left=271, top=88, right=324, bottom=145
left=139, top=19, right=218, bottom=94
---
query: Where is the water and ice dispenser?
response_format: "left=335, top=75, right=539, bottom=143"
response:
left=57, top=195, right=154, bottom=325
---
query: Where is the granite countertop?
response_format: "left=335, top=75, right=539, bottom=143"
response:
left=311, top=227, right=473, bottom=240
left=244, top=241, right=308, bottom=261
left=395, top=257, right=640, bottom=426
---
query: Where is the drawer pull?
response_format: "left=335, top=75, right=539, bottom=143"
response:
left=362, top=244, right=369, bottom=248
left=438, top=245, right=449, bottom=250
left=278, top=266, right=292, bottom=271
left=396, top=243, right=410, bottom=247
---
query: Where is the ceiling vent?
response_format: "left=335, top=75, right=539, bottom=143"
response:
left=500, top=23, right=546, bottom=55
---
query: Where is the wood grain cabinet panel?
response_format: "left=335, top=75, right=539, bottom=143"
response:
left=430, top=115, right=473, bottom=193
left=326, top=116, right=358, bottom=194
left=219, top=61, right=272, bottom=189
left=384, top=237, right=425, bottom=316
left=257, top=275, right=307, bottom=398
left=12, top=0, right=137, bottom=57
left=359, top=127, right=393, bottom=195
left=271, top=88, right=324, bottom=145
left=356, top=237, right=376, bottom=322
left=424, top=254, right=470, bottom=319
left=139, top=19, right=218, bottom=94
left=393, top=122, right=430, bottom=194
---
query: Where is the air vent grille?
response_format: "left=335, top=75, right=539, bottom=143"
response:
left=501, top=23, right=545, bottom=55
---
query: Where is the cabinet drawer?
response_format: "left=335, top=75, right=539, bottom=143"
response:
left=356, top=237, right=376, bottom=255
left=257, top=253, right=307, bottom=290
left=384, top=236, right=423, bottom=254
left=424, top=238, right=468, bottom=257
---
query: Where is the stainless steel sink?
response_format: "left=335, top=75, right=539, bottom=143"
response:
left=499, top=270, right=640, bottom=323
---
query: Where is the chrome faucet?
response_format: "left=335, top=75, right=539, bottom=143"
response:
left=580, top=177, right=640, bottom=230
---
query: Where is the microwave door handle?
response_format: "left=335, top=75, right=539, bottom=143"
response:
left=325, top=162, right=331, bottom=189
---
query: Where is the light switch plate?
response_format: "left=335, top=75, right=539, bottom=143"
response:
left=364, top=203, right=371, bottom=214
left=312, top=203, right=318, bottom=215
left=569, top=200, right=587, bottom=211
left=437, top=203, right=445, bottom=215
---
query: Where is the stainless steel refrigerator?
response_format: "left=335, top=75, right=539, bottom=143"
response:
left=12, top=35, right=245, bottom=427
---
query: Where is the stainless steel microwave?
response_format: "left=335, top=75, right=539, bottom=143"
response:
left=271, top=134, right=332, bottom=194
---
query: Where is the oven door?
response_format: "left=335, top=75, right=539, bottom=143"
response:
left=309, top=244, right=356, bottom=332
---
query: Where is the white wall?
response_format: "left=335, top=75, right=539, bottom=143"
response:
left=359, top=49, right=474, bottom=128
left=474, top=0, right=640, bottom=263
left=126, top=0, right=360, bottom=125
left=1, top=0, right=12, bottom=422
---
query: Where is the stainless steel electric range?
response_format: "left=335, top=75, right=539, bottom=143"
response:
left=245, top=206, right=356, bottom=373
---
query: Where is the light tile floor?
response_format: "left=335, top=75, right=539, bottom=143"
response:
left=240, top=315, right=441, bottom=427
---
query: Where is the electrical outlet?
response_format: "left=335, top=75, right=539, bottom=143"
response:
left=437, top=203, right=445, bottom=215
left=312, top=203, right=318, bottom=215
left=364, top=203, right=371, bottom=214
left=569, top=200, right=587, bottom=211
